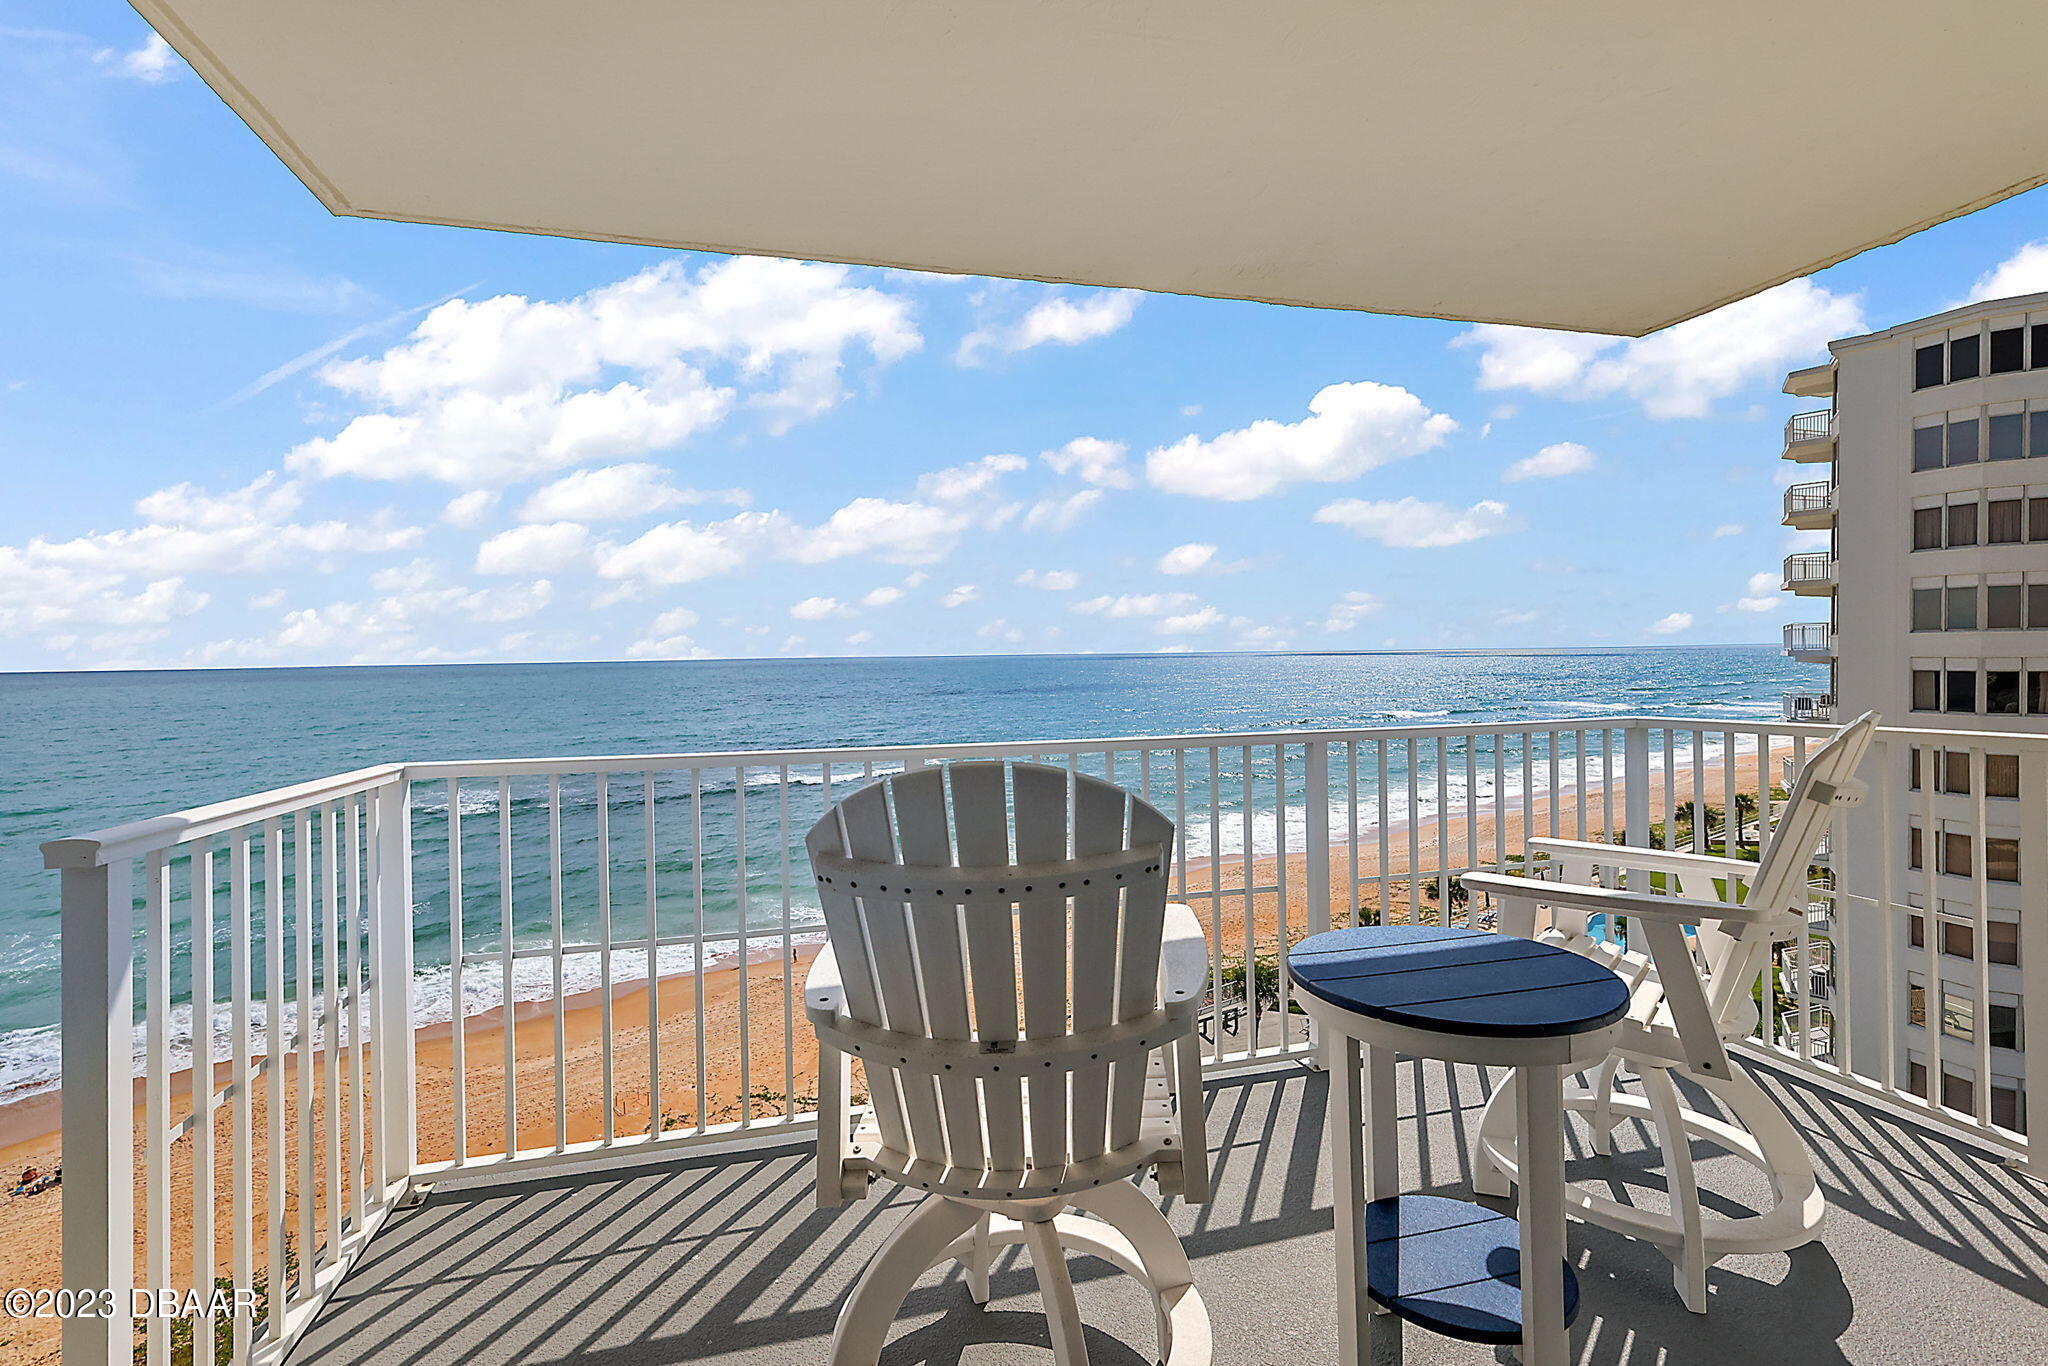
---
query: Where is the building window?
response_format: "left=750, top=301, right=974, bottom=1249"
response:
left=1990, top=499, right=2025, bottom=542
left=1993, top=1083, right=2026, bottom=1134
left=1912, top=588, right=1944, bottom=631
left=1910, top=746, right=1922, bottom=789
left=1988, top=837, right=2021, bottom=882
left=1990, top=919, right=2020, bottom=966
left=2033, top=671, right=2048, bottom=713
left=1951, top=335, right=1982, bottom=382
left=1943, top=986, right=1976, bottom=1040
left=1943, top=748, right=1971, bottom=793
left=1990, top=412, right=2026, bottom=460
left=1943, top=920, right=1975, bottom=959
left=2031, top=588, right=2048, bottom=629
left=1914, top=669, right=1941, bottom=711
left=1947, top=669, right=1977, bottom=712
left=1944, top=830, right=1973, bottom=877
left=1909, top=913, right=1925, bottom=947
left=1988, top=670, right=2021, bottom=714
left=1991, top=1002, right=2022, bottom=1052
left=1946, top=585, right=1978, bottom=630
left=1944, top=1068, right=1976, bottom=1115
left=1988, top=584, right=2023, bottom=628
left=1991, top=327, right=2026, bottom=374
left=1949, top=502, right=1979, bottom=545
left=1949, top=418, right=1981, bottom=465
left=1916, top=343, right=1946, bottom=389
left=1914, top=506, right=1944, bottom=549
left=1909, top=825, right=1924, bottom=869
left=1908, top=981, right=1927, bottom=1026
left=1987, top=753, right=2021, bottom=798
left=1914, top=424, right=1945, bottom=471
left=2034, top=410, right=2048, bottom=457
left=1908, top=1060, right=1929, bottom=1096
left=2032, top=496, right=2048, bottom=540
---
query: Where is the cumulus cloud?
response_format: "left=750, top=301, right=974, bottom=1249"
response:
left=940, top=584, right=980, bottom=607
left=96, top=33, right=180, bottom=82
left=288, top=257, right=920, bottom=485
left=199, top=561, right=553, bottom=665
left=1146, top=382, right=1456, bottom=500
left=1016, top=568, right=1080, bottom=591
left=1072, top=592, right=1196, bottom=619
left=1969, top=240, right=2048, bottom=303
left=1726, top=571, right=1781, bottom=613
left=957, top=288, right=1139, bottom=364
left=627, top=606, right=709, bottom=660
left=1502, top=442, right=1595, bottom=482
left=1041, top=437, right=1133, bottom=489
left=916, top=453, right=1027, bottom=504
left=1313, top=497, right=1514, bottom=548
left=518, top=463, right=742, bottom=523
left=475, top=521, right=591, bottom=575
left=1649, top=611, right=1695, bottom=635
left=1322, top=591, right=1382, bottom=633
left=1155, top=542, right=1249, bottom=575
left=442, top=489, right=500, bottom=527
left=789, top=595, right=847, bottom=620
left=1022, top=489, right=1104, bottom=532
left=1453, top=279, right=1864, bottom=420
left=1157, top=605, right=1223, bottom=635
left=861, top=585, right=906, bottom=608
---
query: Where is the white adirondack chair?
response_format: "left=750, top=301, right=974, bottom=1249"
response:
left=1461, top=712, right=1877, bottom=1313
left=805, top=760, right=1213, bottom=1366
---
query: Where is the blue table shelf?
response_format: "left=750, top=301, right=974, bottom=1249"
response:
left=1364, top=1194, right=1580, bottom=1346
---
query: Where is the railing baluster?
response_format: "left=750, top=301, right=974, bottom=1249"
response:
left=447, top=778, right=466, bottom=1163
left=323, top=803, right=343, bottom=1261
left=646, top=771, right=663, bottom=1136
left=500, top=776, right=517, bottom=1157
left=229, top=831, right=255, bottom=1360
left=191, top=842, right=217, bottom=1366
left=262, top=818, right=287, bottom=1328
left=734, top=763, right=751, bottom=1121
left=550, top=775, right=567, bottom=1151
left=145, top=849, right=170, bottom=1365
left=691, top=767, right=707, bottom=1129
left=596, top=771, right=614, bottom=1143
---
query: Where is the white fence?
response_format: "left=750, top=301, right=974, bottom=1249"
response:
left=46, top=716, right=2048, bottom=1365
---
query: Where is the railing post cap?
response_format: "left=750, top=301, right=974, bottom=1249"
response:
left=42, top=837, right=105, bottom=870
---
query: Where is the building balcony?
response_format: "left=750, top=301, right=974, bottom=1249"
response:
left=1784, top=409, right=1838, bottom=462
left=1783, top=689, right=1837, bottom=722
left=1783, top=551, right=1837, bottom=595
left=1783, top=479, right=1837, bottom=530
left=1783, top=362, right=1836, bottom=399
left=43, top=715, right=2047, bottom=1366
left=1783, top=621, right=1835, bottom=662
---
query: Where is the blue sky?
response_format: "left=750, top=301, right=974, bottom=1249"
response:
left=8, top=11, right=2048, bottom=671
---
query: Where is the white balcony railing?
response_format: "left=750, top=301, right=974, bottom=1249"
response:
left=1785, top=409, right=1837, bottom=446
left=44, top=715, right=2048, bottom=1365
left=1783, top=479, right=1837, bottom=522
left=1782, top=689, right=1836, bottom=721
left=1783, top=622, right=1834, bottom=656
left=1783, top=551, right=1837, bottom=592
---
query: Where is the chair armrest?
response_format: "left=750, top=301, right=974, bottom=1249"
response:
left=1159, top=903, right=1209, bottom=1007
left=1527, top=838, right=1758, bottom=882
left=1462, top=870, right=1780, bottom=927
left=804, top=942, right=846, bottom=1028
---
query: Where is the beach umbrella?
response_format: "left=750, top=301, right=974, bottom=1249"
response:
left=137, top=1, right=2048, bottom=335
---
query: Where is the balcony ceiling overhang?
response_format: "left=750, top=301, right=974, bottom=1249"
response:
left=139, top=1, right=2048, bottom=336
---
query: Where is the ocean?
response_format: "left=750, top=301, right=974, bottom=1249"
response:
left=0, top=645, right=1821, bottom=1098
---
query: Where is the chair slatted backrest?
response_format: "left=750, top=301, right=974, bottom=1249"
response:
left=1672, top=712, right=1878, bottom=1030
left=807, top=760, right=1176, bottom=1177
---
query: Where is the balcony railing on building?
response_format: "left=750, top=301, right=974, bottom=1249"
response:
left=1783, top=551, right=1838, bottom=595
left=1782, top=689, right=1837, bottom=722
left=43, top=714, right=2048, bottom=1366
left=1784, top=409, right=1838, bottom=461
left=1782, top=479, right=1838, bottom=529
left=1782, top=621, right=1835, bottom=660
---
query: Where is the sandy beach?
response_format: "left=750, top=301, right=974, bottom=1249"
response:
left=0, top=746, right=1774, bottom=1365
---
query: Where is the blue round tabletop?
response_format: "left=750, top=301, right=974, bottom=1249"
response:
left=1287, top=925, right=1629, bottom=1039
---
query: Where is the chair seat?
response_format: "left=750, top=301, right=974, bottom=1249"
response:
left=1289, top=926, right=1630, bottom=1040
left=1544, top=930, right=1756, bottom=1060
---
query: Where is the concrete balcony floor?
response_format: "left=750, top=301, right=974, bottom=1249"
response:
left=286, top=1061, right=2047, bottom=1366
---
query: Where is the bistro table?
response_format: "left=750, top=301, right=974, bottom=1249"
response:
left=1287, top=925, right=1630, bottom=1366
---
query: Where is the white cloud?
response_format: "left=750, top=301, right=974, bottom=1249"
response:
left=941, top=584, right=980, bottom=607
left=789, top=595, right=847, bottom=620
left=1157, top=605, right=1223, bottom=635
left=647, top=607, right=699, bottom=635
left=1041, top=437, right=1133, bottom=489
left=916, top=453, right=1027, bottom=503
left=96, top=33, right=180, bottom=82
left=1727, top=571, right=1781, bottom=613
left=976, top=618, right=1026, bottom=643
left=474, top=521, right=590, bottom=575
left=519, top=463, right=738, bottom=523
left=1322, top=591, right=1383, bottom=633
left=1649, top=611, right=1695, bottom=635
left=442, top=489, right=500, bottom=527
left=1711, top=523, right=1744, bottom=539
left=1015, top=568, right=1080, bottom=591
left=1969, top=240, right=2048, bottom=303
left=1072, top=592, right=1196, bottom=619
left=1022, top=489, right=1103, bottom=532
left=1313, top=497, right=1514, bottom=549
left=861, top=585, right=906, bottom=608
left=288, top=257, right=919, bottom=485
left=1146, top=381, right=1457, bottom=500
left=1453, top=279, right=1864, bottom=419
left=593, top=516, right=755, bottom=586
left=199, top=562, right=553, bottom=665
left=1502, top=441, right=1595, bottom=482
left=1156, top=542, right=1249, bottom=575
left=957, top=288, right=1139, bottom=364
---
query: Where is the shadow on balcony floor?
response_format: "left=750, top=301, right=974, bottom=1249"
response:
left=287, top=1061, right=2048, bottom=1366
